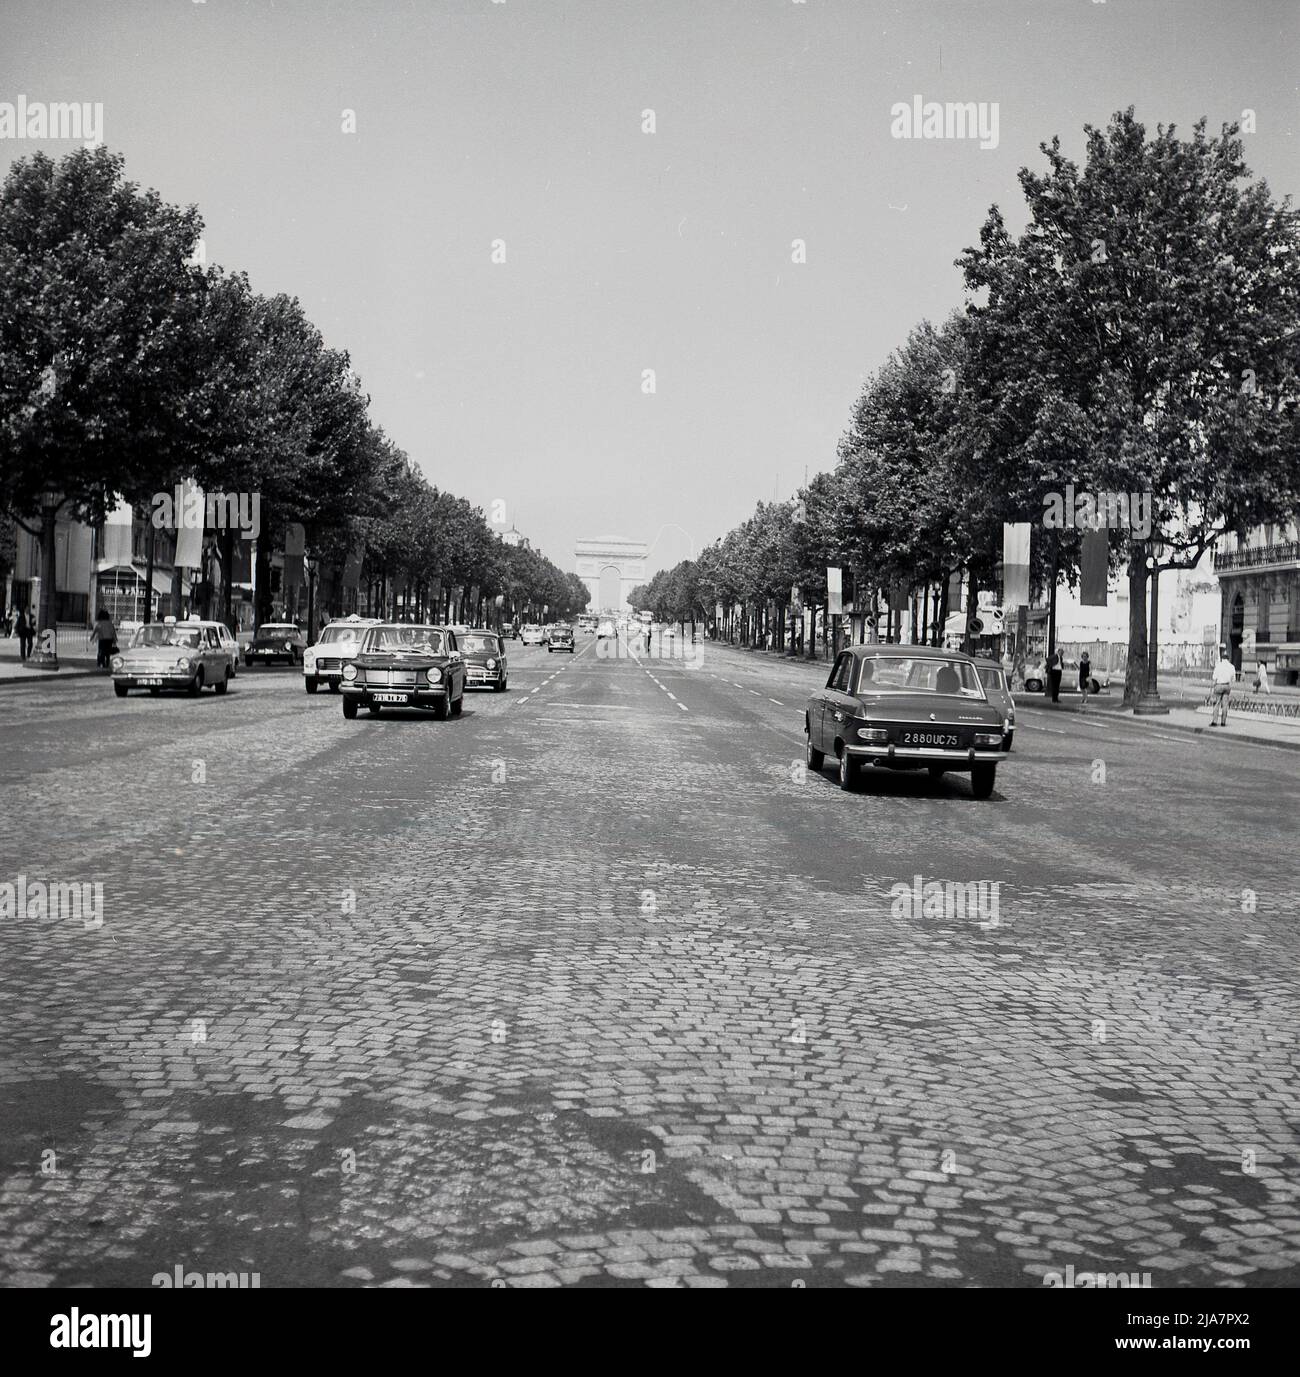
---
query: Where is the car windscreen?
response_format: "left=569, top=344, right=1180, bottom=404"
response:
left=461, top=635, right=500, bottom=654
left=258, top=625, right=296, bottom=637
left=858, top=656, right=986, bottom=698
left=131, top=626, right=201, bottom=649
left=317, top=626, right=363, bottom=644
left=366, top=627, right=445, bottom=655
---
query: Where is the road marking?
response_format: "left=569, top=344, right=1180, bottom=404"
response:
left=748, top=689, right=762, bottom=697
left=665, top=691, right=677, bottom=700
left=768, top=697, right=783, bottom=706
left=677, top=701, right=689, bottom=712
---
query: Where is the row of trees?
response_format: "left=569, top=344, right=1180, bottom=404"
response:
left=632, top=111, right=1300, bottom=702
left=0, top=146, right=589, bottom=649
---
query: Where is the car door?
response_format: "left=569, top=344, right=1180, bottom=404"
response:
left=202, top=626, right=223, bottom=679
left=813, top=653, right=846, bottom=749
left=823, top=652, right=858, bottom=747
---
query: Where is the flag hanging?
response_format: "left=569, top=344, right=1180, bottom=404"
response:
left=1080, top=528, right=1109, bottom=606
left=1002, top=523, right=1031, bottom=607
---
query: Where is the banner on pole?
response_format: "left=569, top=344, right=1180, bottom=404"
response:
left=1002, top=523, right=1031, bottom=607
left=826, top=567, right=843, bottom=616
left=1080, top=528, right=1109, bottom=606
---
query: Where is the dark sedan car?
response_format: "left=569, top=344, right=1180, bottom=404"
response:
left=805, top=645, right=1014, bottom=798
left=243, top=621, right=306, bottom=667
left=340, top=623, right=466, bottom=719
left=547, top=624, right=575, bottom=653
left=460, top=629, right=508, bottom=691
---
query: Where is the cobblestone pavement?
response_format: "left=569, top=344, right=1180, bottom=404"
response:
left=1, top=635, right=1297, bottom=1288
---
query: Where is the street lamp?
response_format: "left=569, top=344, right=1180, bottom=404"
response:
left=1132, top=539, right=1170, bottom=716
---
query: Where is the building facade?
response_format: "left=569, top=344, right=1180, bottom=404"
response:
left=1214, top=521, right=1300, bottom=684
left=574, top=535, right=647, bottom=613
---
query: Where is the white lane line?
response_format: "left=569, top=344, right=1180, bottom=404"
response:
left=665, top=691, right=677, bottom=701
left=748, top=689, right=762, bottom=697
left=677, top=701, right=689, bottom=712
left=768, top=698, right=783, bottom=706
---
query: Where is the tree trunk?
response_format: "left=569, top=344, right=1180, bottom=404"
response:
left=1125, top=551, right=1148, bottom=706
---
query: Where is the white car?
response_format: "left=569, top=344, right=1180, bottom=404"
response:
left=303, top=616, right=380, bottom=693
left=1023, top=657, right=1111, bottom=695
left=521, top=625, right=546, bottom=646
left=596, top=619, right=616, bottom=639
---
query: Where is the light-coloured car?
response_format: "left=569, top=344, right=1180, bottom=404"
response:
left=1024, top=657, right=1110, bottom=694
left=303, top=616, right=380, bottom=694
left=111, top=619, right=233, bottom=697
left=521, top=624, right=546, bottom=646
left=596, top=619, right=616, bottom=640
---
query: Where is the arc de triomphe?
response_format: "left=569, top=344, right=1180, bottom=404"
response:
left=574, top=535, right=648, bottom=613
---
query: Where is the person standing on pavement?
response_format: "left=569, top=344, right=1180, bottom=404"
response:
left=1047, top=647, right=1064, bottom=702
left=92, top=608, right=117, bottom=669
left=1210, top=643, right=1236, bottom=726
left=1078, top=651, right=1092, bottom=707
left=15, top=608, right=32, bottom=661
left=1254, top=658, right=1271, bottom=695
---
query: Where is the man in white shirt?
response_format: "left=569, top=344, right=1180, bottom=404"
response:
left=1210, top=644, right=1236, bottom=726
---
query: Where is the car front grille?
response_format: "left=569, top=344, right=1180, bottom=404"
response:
left=316, top=658, right=340, bottom=671
left=368, top=669, right=417, bottom=687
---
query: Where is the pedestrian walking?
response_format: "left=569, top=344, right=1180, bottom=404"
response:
left=15, top=608, right=32, bottom=661
left=1209, top=643, right=1236, bottom=726
left=92, top=607, right=117, bottom=669
left=1079, top=651, right=1092, bottom=707
left=1047, top=647, right=1064, bottom=703
left=1254, top=659, right=1271, bottom=695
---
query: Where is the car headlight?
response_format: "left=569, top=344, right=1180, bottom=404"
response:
left=974, top=732, right=1004, bottom=747
left=342, top=663, right=357, bottom=681
left=857, top=726, right=888, bottom=743
left=110, top=655, right=123, bottom=671
left=176, top=657, right=192, bottom=671
left=426, top=666, right=442, bottom=684
left=486, top=658, right=497, bottom=669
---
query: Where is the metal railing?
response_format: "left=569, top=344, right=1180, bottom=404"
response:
left=1213, top=540, right=1300, bottom=571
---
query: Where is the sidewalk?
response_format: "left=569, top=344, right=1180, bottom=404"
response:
left=0, top=635, right=103, bottom=684
left=1017, top=695, right=1300, bottom=751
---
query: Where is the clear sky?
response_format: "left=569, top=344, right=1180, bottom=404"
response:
left=2, top=0, right=1296, bottom=577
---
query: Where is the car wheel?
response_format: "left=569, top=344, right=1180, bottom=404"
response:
left=928, top=765, right=946, bottom=780
left=305, top=677, right=318, bottom=694
left=113, top=683, right=128, bottom=698
left=433, top=694, right=450, bottom=720
left=451, top=689, right=463, bottom=717
left=148, top=687, right=161, bottom=696
left=329, top=681, right=340, bottom=693
left=189, top=668, right=204, bottom=696
left=838, top=749, right=858, bottom=792
left=367, top=703, right=381, bottom=716
left=494, top=677, right=507, bottom=692
left=342, top=697, right=358, bottom=719
left=1024, top=677, right=1042, bottom=693
left=215, top=670, right=229, bottom=695
left=971, top=764, right=997, bottom=800
left=806, top=726, right=824, bottom=771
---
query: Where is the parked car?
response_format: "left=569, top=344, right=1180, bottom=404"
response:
left=302, top=615, right=380, bottom=693
left=521, top=624, right=546, bottom=646
left=460, top=629, right=508, bottom=691
left=340, top=623, right=466, bottom=720
left=972, top=657, right=1015, bottom=750
left=111, top=620, right=233, bottom=698
left=805, top=645, right=1013, bottom=798
left=547, top=625, right=575, bottom=653
left=243, top=622, right=306, bottom=667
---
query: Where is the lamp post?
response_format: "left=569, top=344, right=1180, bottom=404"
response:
left=28, top=487, right=62, bottom=671
left=1133, top=540, right=1170, bottom=715
left=304, top=551, right=318, bottom=646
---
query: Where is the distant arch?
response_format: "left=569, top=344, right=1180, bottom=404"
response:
left=598, top=565, right=621, bottom=611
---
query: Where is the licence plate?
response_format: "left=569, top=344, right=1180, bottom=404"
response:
left=373, top=692, right=409, bottom=704
left=901, top=730, right=959, bottom=747
left=139, top=677, right=163, bottom=686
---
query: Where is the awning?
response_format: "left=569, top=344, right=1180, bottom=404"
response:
left=95, top=561, right=190, bottom=597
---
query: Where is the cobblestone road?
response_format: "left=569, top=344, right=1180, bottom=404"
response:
left=1, top=636, right=1297, bottom=1287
